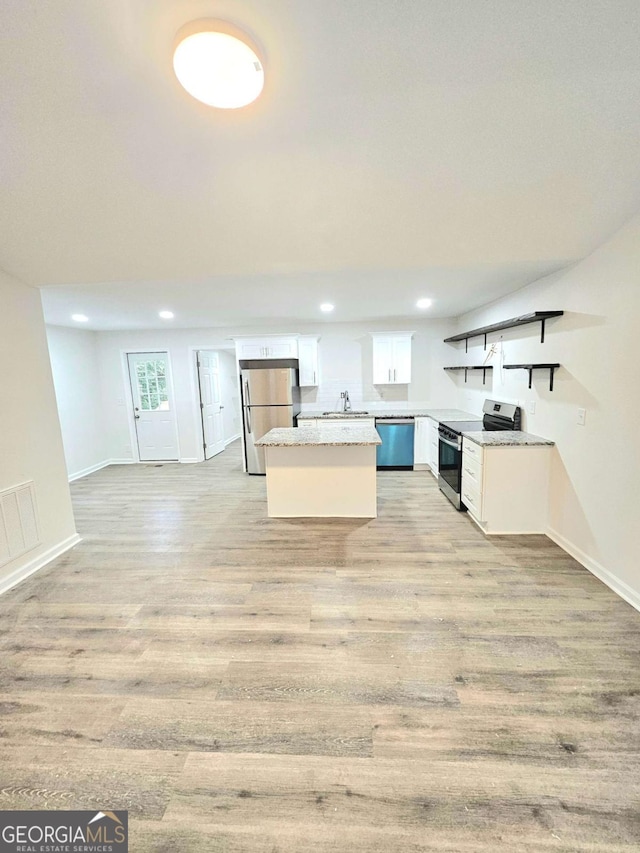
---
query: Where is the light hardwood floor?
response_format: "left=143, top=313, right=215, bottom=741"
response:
left=0, top=442, right=639, bottom=851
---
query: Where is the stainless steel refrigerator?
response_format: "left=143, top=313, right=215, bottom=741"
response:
left=240, top=359, right=301, bottom=474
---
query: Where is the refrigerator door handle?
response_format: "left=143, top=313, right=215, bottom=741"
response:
left=244, top=380, right=251, bottom=407
left=246, top=406, right=252, bottom=434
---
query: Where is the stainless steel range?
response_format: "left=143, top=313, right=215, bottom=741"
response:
left=438, top=399, right=521, bottom=510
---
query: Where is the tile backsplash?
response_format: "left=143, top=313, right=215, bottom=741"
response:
left=300, top=378, right=409, bottom=411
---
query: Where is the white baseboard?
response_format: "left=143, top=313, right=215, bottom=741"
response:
left=0, top=533, right=82, bottom=597
left=68, top=460, right=112, bottom=482
left=180, top=458, right=199, bottom=464
left=546, top=526, right=640, bottom=613
left=225, top=433, right=241, bottom=447
left=107, top=458, right=135, bottom=466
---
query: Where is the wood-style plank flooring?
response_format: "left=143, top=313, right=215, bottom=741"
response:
left=1, top=442, right=639, bottom=851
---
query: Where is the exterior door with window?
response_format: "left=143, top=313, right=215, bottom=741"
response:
left=197, top=351, right=225, bottom=460
left=127, top=352, right=179, bottom=461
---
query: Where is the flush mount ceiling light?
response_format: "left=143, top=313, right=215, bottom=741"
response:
left=71, top=313, right=89, bottom=322
left=416, top=298, right=432, bottom=309
left=320, top=303, right=335, bottom=313
left=159, top=310, right=174, bottom=319
left=173, top=19, right=265, bottom=109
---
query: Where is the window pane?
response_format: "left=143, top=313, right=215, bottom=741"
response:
left=140, top=394, right=150, bottom=410
left=156, top=362, right=166, bottom=376
left=157, top=376, right=167, bottom=393
left=138, top=378, right=149, bottom=394
left=146, top=361, right=157, bottom=377
left=148, top=378, right=158, bottom=394
left=137, top=363, right=146, bottom=379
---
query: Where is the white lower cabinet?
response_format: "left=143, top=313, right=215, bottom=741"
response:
left=461, top=438, right=551, bottom=534
left=319, top=418, right=375, bottom=429
left=427, top=417, right=439, bottom=475
left=413, top=417, right=430, bottom=465
left=414, top=416, right=439, bottom=474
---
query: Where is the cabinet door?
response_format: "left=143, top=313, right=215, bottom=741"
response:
left=413, top=418, right=430, bottom=464
left=428, top=419, right=439, bottom=472
left=268, top=340, right=297, bottom=358
left=373, top=338, right=394, bottom=384
left=298, top=337, right=319, bottom=386
left=320, top=418, right=375, bottom=429
left=237, top=341, right=268, bottom=359
left=236, top=337, right=298, bottom=360
left=392, top=336, right=412, bottom=383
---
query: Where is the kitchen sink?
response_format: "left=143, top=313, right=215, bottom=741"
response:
left=322, top=411, right=369, bottom=416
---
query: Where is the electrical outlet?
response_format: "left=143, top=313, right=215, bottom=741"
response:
left=527, top=401, right=536, bottom=414
left=577, top=408, right=586, bottom=426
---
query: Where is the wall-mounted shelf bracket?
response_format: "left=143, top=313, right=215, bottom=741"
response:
left=504, top=363, right=560, bottom=391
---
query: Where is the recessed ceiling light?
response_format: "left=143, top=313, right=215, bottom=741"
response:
left=159, top=311, right=174, bottom=320
left=416, top=298, right=432, bottom=309
left=320, top=303, right=334, bottom=313
left=173, top=20, right=264, bottom=109
left=71, top=314, right=89, bottom=322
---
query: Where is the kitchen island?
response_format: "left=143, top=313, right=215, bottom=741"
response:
left=255, top=424, right=381, bottom=518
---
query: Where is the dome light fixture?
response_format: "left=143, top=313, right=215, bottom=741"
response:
left=173, top=19, right=265, bottom=109
left=320, top=303, right=335, bottom=313
left=159, top=310, right=174, bottom=320
left=416, top=298, right=432, bottom=310
left=71, top=313, right=89, bottom=322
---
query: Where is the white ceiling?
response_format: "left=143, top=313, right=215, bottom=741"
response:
left=2, top=0, right=640, bottom=329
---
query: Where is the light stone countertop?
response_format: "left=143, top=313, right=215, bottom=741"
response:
left=298, top=407, right=480, bottom=421
left=256, top=424, right=382, bottom=447
left=462, top=431, right=555, bottom=447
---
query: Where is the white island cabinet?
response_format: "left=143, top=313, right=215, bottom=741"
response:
left=256, top=424, right=381, bottom=518
left=461, top=435, right=554, bottom=534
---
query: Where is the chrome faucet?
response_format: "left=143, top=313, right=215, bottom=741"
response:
left=342, top=390, right=351, bottom=412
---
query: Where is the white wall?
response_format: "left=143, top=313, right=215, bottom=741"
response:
left=96, top=329, right=242, bottom=464
left=47, top=325, right=109, bottom=479
left=450, top=212, right=640, bottom=609
left=95, top=319, right=458, bottom=462
left=298, top=319, right=459, bottom=410
left=218, top=349, right=242, bottom=442
left=0, top=271, right=78, bottom=593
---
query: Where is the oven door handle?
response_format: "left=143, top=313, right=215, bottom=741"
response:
left=439, top=434, right=460, bottom=450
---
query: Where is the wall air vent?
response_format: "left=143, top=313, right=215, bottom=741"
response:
left=0, top=481, right=40, bottom=568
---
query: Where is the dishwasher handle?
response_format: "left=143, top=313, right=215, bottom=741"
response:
left=374, top=418, right=415, bottom=425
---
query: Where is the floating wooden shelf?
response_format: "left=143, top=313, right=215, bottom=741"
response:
left=504, top=363, right=561, bottom=391
left=444, top=311, right=563, bottom=351
left=444, top=366, right=493, bottom=385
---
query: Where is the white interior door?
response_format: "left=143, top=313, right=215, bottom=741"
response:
left=127, top=352, right=179, bottom=461
left=197, top=351, right=225, bottom=460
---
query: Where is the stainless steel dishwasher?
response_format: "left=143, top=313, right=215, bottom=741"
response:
left=374, top=418, right=415, bottom=470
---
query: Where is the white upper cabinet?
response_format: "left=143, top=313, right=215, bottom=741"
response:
left=298, top=336, right=320, bottom=386
left=372, top=332, right=413, bottom=384
left=235, top=336, right=298, bottom=361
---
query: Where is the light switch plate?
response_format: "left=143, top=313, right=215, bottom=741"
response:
left=577, top=408, right=586, bottom=426
left=527, top=401, right=536, bottom=414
